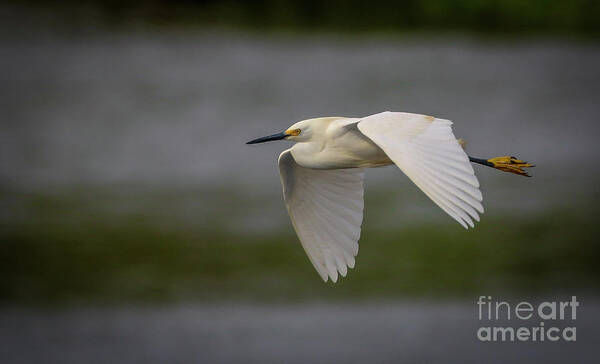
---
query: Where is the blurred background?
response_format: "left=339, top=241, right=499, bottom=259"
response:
left=1, top=1, right=599, bottom=363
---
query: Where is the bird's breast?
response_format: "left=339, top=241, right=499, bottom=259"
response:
left=290, top=129, right=392, bottom=170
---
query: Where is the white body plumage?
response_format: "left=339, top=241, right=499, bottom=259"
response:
left=289, top=117, right=392, bottom=169
left=249, top=111, right=487, bottom=282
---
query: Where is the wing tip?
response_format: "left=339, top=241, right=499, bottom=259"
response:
left=320, top=261, right=356, bottom=283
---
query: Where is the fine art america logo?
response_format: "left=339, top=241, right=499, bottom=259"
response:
left=476, top=296, right=579, bottom=342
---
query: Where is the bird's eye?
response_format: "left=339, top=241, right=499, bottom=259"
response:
left=294, top=129, right=301, bottom=135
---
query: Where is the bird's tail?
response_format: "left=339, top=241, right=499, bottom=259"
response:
left=469, top=156, right=535, bottom=177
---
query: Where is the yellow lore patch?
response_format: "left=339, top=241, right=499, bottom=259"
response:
left=285, top=128, right=301, bottom=136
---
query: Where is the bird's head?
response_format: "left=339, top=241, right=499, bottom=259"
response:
left=246, top=118, right=333, bottom=145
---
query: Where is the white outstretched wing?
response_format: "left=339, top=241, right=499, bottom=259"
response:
left=358, top=111, right=483, bottom=228
left=278, top=149, right=365, bottom=282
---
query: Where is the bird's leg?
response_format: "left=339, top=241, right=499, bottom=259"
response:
left=469, top=156, right=535, bottom=177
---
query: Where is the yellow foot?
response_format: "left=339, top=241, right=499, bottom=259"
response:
left=487, top=156, right=535, bottom=177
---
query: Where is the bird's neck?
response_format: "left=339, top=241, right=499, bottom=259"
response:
left=290, top=141, right=326, bottom=169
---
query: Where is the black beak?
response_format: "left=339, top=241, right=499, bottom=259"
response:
left=246, top=132, right=287, bottom=144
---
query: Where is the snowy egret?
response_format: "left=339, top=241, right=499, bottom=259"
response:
left=247, top=111, right=533, bottom=282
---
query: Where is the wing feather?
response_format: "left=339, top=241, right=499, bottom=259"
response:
left=278, top=149, right=365, bottom=282
left=357, top=111, right=483, bottom=228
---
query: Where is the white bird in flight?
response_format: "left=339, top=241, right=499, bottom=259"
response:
left=247, top=111, right=533, bottom=282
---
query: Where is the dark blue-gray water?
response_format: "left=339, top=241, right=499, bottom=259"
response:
left=2, top=300, right=598, bottom=364
left=2, top=32, right=600, bottom=231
